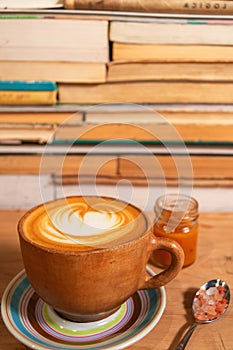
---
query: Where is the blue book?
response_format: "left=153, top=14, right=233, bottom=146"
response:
left=0, top=81, right=57, bottom=91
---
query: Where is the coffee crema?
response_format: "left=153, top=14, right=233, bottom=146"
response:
left=20, top=196, right=147, bottom=251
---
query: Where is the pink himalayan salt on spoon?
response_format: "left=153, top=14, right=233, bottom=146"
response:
left=175, top=279, right=230, bottom=350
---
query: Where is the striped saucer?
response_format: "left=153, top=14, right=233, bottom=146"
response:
left=1, top=268, right=166, bottom=350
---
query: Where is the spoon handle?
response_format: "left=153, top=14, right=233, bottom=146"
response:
left=175, top=323, right=198, bottom=350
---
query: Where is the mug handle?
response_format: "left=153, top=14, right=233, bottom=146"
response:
left=139, top=236, right=184, bottom=289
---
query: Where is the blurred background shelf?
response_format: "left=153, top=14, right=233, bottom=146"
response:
left=0, top=8, right=232, bottom=212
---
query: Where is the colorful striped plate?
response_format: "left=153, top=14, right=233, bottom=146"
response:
left=1, top=268, right=166, bottom=350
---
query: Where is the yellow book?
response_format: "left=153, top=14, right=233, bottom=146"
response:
left=108, top=61, right=233, bottom=82
left=1, top=154, right=232, bottom=182
left=113, top=43, right=233, bottom=62
left=58, top=81, right=233, bottom=104
left=0, top=90, right=57, bottom=105
left=0, top=61, right=107, bottom=84
left=54, top=122, right=233, bottom=143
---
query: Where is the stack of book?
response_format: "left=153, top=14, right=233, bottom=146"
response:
left=59, top=18, right=233, bottom=104
left=0, top=1, right=232, bottom=187
left=55, top=12, right=233, bottom=150
left=0, top=14, right=108, bottom=102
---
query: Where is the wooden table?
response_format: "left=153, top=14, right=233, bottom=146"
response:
left=1, top=210, right=233, bottom=350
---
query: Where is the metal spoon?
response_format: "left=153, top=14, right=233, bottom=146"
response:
left=175, top=279, right=230, bottom=350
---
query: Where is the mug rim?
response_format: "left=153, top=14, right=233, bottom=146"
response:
left=18, top=195, right=150, bottom=255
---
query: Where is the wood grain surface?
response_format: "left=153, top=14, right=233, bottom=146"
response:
left=0, top=210, right=233, bottom=350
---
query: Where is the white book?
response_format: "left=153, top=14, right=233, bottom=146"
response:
left=0, top=18, right=109, bottom=62
left=0, top=0, right=63, bottom=9
left=110, top=21, right=233, bottom=45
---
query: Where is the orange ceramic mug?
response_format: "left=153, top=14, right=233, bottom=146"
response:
left=18, top=196, right=184, bottom=322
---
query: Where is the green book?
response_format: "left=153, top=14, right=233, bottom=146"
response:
left=0, top=81, right=57, bottom=91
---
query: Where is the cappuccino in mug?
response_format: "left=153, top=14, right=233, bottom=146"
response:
left=18, top=196, right=184, bottom=322
left=22, top=196, right=147, bottom=250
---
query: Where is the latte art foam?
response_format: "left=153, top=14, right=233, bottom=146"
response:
left=21, top=196, right=147, bottom=250
left=51, top=203, right=128, bottom=236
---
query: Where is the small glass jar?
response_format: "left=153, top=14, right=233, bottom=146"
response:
left=151, top=193, right=199, bottom=268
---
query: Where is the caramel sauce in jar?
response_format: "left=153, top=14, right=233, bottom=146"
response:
left=151, top=194, right=199, bottom=268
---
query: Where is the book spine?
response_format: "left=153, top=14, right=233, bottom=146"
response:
left=0, top=81, right=57, bottom=91
left=64, top=0, right=233, bottom=14
left=0, top=91, right=57, bottom=105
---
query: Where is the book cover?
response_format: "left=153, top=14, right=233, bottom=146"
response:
left=64, top=0, right=233, bottom=15
left=0, top=80, right=57, bottom=91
